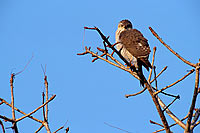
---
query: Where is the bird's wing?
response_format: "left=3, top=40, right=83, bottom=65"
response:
left=119, top=29, right=151, bottom=58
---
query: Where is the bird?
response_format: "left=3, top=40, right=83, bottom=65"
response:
left=115, top=19, right=152, bottom=86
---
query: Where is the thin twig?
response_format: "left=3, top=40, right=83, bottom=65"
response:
left=149, top=27, right=195, bottom=67
left=78, top=47, right=140, bottom=80
left=125, top=87, right=147, bottom=98
left=0, top=98, right=43, bottom=123
left=150, top=120, right=164, bottom=127
left=84, top=27, right=137, bottom=71
left=192, top=108, right=200, bottom=125
left=44, top=76, right=49, bottom=122
left=53, top=120, right=68, bottom=133
left=162, top=95, right=180, bottom=112
left=53, top=126, right=64, bottom=133
left=104, top=122, right=132, bottom=133
left=0, top=120, right=5, bottom=133
left=10, top=74, right=15, bottom=121
left=16, top=95, right=56, bottom=122
left=148, top=47, right=157, bottom=82
left=15, top=54, right=34, bottom=75
left=185, top=65, right=200, bottom=132
left=153, top=66, right=158, bottom=90
left=125, top=66, right=167, bottom=98
left=191, top=120, right=200, bottom=130
left=42, top=92, right=47, bottom=122
left=41, top=64, right=47, bottom=76
left=10, top=74, right=18, bottom=133
left=154, top=69, right=195, bottom=95
left=157, top=96, right=186, bottom=129
left=35, top=124, right=44, bottom=133
left=0, top=115, right=14, bottom=122
left=154, top=114, right=189, bottom=133
left=97, top=47, right=124, bottom=67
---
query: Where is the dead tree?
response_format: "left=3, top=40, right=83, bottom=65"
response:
left=0, top=63, right=69, bottom=133
left=78, top=26, right=200, bottom=133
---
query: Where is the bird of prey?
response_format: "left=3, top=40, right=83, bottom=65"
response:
left=115, top=19, right=152, bottom=86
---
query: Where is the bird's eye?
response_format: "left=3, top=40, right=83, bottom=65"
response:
left=127, top=24, right=131, bottom=28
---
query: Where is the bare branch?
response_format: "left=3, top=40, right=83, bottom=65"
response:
left=53, top=126, right=64, bottom=133
left=10, top=74, right=19, bottom=133
left=149, top=27, right=195, bottom=67
left=35, top=125, right=44, bottom=133
left=157, top=97, right=186, bottom=129
left=185, top=65, right=200, bottom=132
left=125, top=87, right=147, bottom=98
left=15, top=54, right=34, bottom=75
left=148, top=47, right=157, bottom=82
left=0, top=115, right=14, bottom=122
left=154, top=69, right=195, bottom=95
left=84, top=27, right=137, bottom=72
left=43, top=121, right=51, bottom=133
left=0, top=98, right=43, bottom=123
left=153, top=66, right=158, bottom=90
left=0, top=120, right=5, bottom=133
left=125, top=66, right=167, bottom=98
left=162, top=95, right=180, bottom=112
left=44, top=76, right=49, bottom=122
left=192, top=108, right=200, bottom=125
left=154, top=113, right=196, bottom=133
left=104, top=122, right=132, bottom=133
left=145, top=82, right=171, bottom=132
left=42, top=92, right=46, bottom=122
left=10, top=74, right=15, bottom=121
left=16, top=95, right=56, bottom=122
left=150, top=120, right=164, bottom=127
left=191, top=120, right=200, bottom=130
left=78, top=46, right=140, bottom=80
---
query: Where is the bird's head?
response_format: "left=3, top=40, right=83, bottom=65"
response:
left=117, top=19, right=133, bottom=31
left=115, top=19, right=133, bottom=42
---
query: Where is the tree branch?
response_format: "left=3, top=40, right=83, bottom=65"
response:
left=0, top=98, right=43, bottom=123
left=44, top=76, right=49, bottom=122
left=0, top=120, right=5, bottom=133
left=16, top=95, right=56, bottom=122
left=149, top=27, right=195, bottom=67
left=10, top=73, right=18, bottom=133
left=35, top=124, right=44, bottom=133
left=125, top=66, right=167, bottom=98
left=78, top=46, right=140, bottom=80
left=185, top=64, right=200, bottom=132
left=154, top=69, right=195, bottom=95
left=145, top=82, right=171, bottom=132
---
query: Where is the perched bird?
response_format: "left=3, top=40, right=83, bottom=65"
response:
left=115, top=19, right=152, bottom=86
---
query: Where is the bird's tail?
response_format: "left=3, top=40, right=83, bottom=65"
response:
left=137, top=61, right=146, bottom=87
left=137, top=59, right=153, bottom=87
left=140, top=57, right=152, bottom=71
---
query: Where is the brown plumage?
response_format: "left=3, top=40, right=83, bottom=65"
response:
left=119, top=29, right=152, bottom=70
left=116, top=20, right=152, bottom=86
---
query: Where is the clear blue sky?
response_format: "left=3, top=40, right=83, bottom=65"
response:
left=0, top=0, right=200, bottom=132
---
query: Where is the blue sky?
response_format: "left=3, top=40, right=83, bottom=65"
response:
left=0, top=0, right=200, bottom=132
